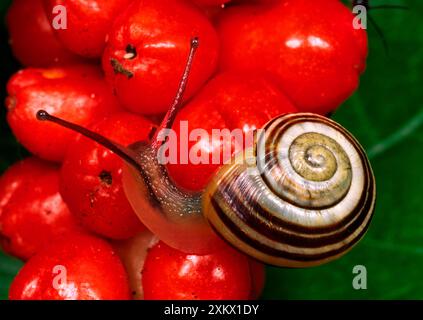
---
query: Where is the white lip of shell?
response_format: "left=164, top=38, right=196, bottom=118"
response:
left=256, top=120, right=365, bottom=229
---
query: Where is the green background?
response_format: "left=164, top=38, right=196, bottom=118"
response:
left=0, top=0, right=422, bottom=299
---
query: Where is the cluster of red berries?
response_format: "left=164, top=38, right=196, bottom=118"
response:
left=2, top=0, right=367, bottom=300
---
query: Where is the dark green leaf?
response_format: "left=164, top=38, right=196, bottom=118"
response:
left=263, top=0, right=423, bottom=299
left=0, top=252, right=22, bottom=300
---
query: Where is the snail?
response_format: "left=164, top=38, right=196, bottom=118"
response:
left=36, top=38, right=376, bottom=267
left=204, top=112, right=376, bottom=267
left=351, top=0, right=407, bottom=10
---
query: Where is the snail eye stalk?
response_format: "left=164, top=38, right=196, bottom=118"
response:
left=36, top=110, right=141, bottom=171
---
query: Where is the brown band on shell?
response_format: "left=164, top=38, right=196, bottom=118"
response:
left=204, top=113, right=376, bottom=267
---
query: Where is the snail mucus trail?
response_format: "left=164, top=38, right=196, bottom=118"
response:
left=36, top=37, right=376, bottom=268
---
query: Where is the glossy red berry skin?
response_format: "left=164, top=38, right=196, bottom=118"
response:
left=43, top=0, right=133, bottom=58
left=6, top=0, right=82, bottom=67
left=192, top=0, right=230, bottom=6
left=102, top=0, right=219, bottom=115
left=217, top=0, right=368, bottom=115
left=142, top=241, right=252, bottom=300
left=166, top=72, right=298, bottom=191
left=6, top=65, right=121, bottom=162
left=9, top=233, right=131, bottom=300
left=60, top=112, right=156, bottom=240
left=0, top=157, right=82, bottom=261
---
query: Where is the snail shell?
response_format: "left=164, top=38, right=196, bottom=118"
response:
left=203, top=113, right=376, bottom=267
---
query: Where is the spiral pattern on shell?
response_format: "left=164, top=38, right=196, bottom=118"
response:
left=203, top=113, right=376, bottom=267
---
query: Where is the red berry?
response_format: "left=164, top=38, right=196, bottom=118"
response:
left=217, top=0, right=367, bottom=114
left=0, top=157, right=82, bottom=260
left=9, top=233, right=131, bottom=300
left=167, top=72, right=298, bottom=191
left=113, top=231, right=158, bottom=299
left=6, top=65, right=121, bottom=162
left=6, top=0, right=82, bottom=67
left=102, top=0, right=219, bottom=115
left=60, top=112, right=156, bottom=239
left=192, top=0, right=230, bottom=6
left=142, top=241, right=252, bottom=300
left=43, top=0, right=133, bottom=58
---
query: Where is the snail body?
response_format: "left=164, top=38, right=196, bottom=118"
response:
left=122, top=142, right=223, bottom=254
